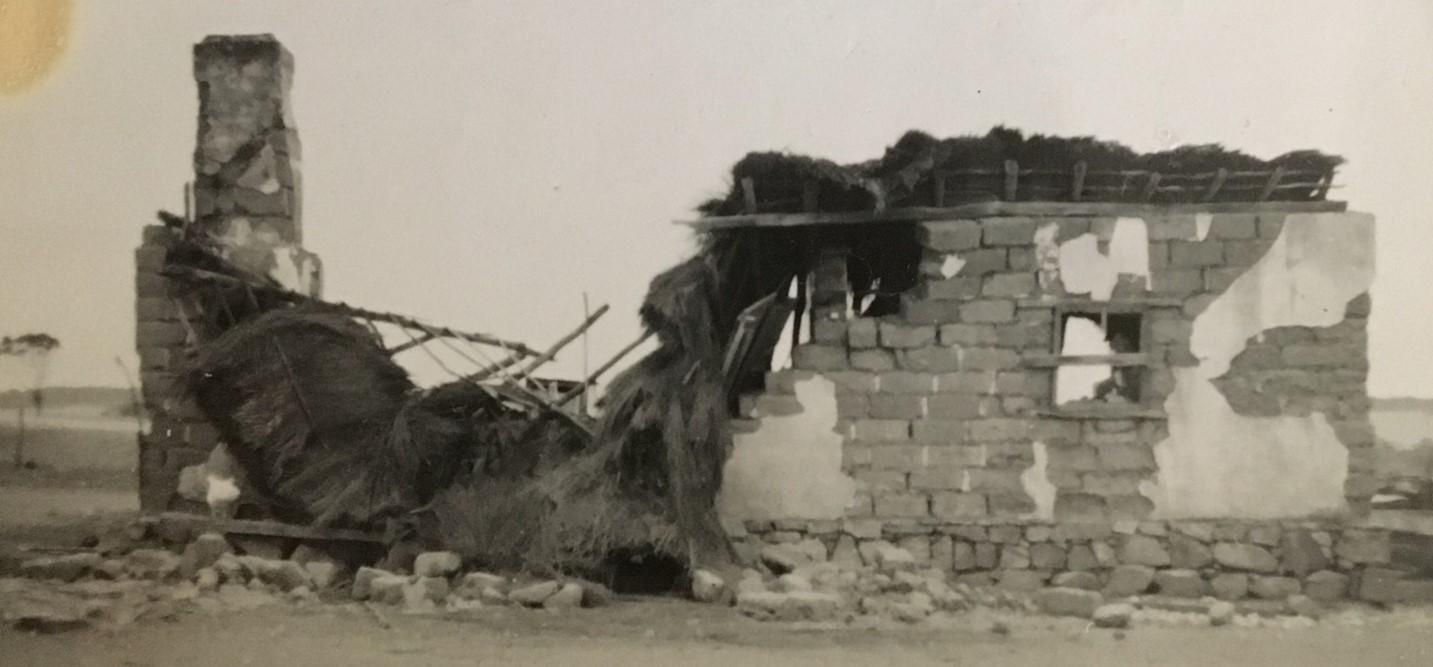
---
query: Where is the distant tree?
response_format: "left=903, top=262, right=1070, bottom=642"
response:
left=1, top=332, right=59, bottom=467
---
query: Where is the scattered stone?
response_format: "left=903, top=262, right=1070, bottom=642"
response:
left=543, top=583, right=584, bottom=609
left=304, top=562, right=339, bottom=591
left=691, top=569, right=725, bottom=603
left=736, top=591, right=786, bottom=618
left=195, top=568, right=220, bottom=592
left=1092, top=603, right=1135, bottom=629
left=19, top=553, right=103, bottom=582
left=869, top=543, right=917, bottom=572
left=458, top=572, right=508, bottom=593
left=408, top=577, right=450, bottom=605
left=1119, top=535, right=1171, bottom=567
left=478, top=586, right=508, bottom=605
left=287, top=585, right=318, bottom=604
left=1104, top=565, right=1155, bottom=597
left=368, top=574, right=410, bottom=605
left=1210, top=573, right=1249, bottom=601
left=1237, top=599, right=1292, bottom=618
left=124, top=549, right=181, bottom=581
left=1287, top=594, right=1323, bottom=619
left=1303, top=570, right=1348, bottom=602
left=508, top=580, right=561, bottom=607
left=1153, top=569, right=1206, bottom=598
left=255, top=559, right=311, bottom=592
left=183, top=533, right=233, bottom=573
left=1208, top=601, right=1236, bottom=626
left=1052, top=571, right=1100, bottom=591
left=351, top=566, right=390, bottom=600
left=573, top=579, right=614, bottom=608
left=1212, top=543, right=1277, bottom=573
left=761, top=543, right=811, bottom=574
left=401, top=584, right=437, bottom=612
left=3, top=590, right=95, bottom=633
left=736, top=570, right=768, bottom=596
left=229, top=536, right=285, bottom=560
left=1035, top=587, right=1102, bottom=618
left=896, top=536, right=930, bottom=566
left=952, top=541, right=977, bottom=571
left=212, top=554, right=245, bottom=584
left=412, top=551, right=462, bottom=579
left=1138, top=595, right=1210, bottom=615
left=216, top=583, right=277, bottom=610
left=1250, top=576, right=1301, bottom=600
left=774, top=573, right=813, bottom=593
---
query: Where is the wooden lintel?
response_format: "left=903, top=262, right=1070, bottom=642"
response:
left=155, top=512, right=385, bottom=543
left=1023, top=352, right=1154, bottom=368
left=677, top=200, right=1348, bottom=231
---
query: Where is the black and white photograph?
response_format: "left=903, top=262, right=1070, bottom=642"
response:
left=1, top=1, right=1431, bottom=664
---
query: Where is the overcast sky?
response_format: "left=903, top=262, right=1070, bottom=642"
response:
left=2, top=0, right=1431, bottom=397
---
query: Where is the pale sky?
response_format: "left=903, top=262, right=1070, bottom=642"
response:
left=1, top=0, right=1431, bottom=397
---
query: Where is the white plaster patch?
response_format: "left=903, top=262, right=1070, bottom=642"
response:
left=940, top=255, right=965, bottom=279
left=1034, top=223, right=1061, bottom=289
left=1055, top=217, right=1150, bottom=300
left=1195, top=213, right=1213, bottom=241
left=1145, top=212, right=1376, bottom=519
left=1021, top=441, right=1056, bottom=521
left=716, top=375, right=857, bottom=527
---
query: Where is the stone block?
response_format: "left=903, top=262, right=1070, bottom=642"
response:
left=851, top=419, right=911, bottom=441
left=981, top=217, right=1037, bottom=246
left=868, top=395, right=925, bottom=420
left=1146, top=216, right=1197, bottom=241
left=1029, top=543, right=1065, bottom=570
left=1280, top=530, right=1329, bottom=576
left=938, top=323, right=999, bottom=347
left=1169, top=535, right=1213, bottom=569
left=1103, top=565, right=1155, bottom=597
left=983, top=272, right=1037, bottom=298
left=878, top=371, right=936, bottom=394
left=792, top=345, right=848, bottom=371
left=1335, top=529, right=1390, bottom=564
left=810, top=318, right=847, bottom=345
left=1224, top=239, right=1273, bottom=266
left=925, top=395, right=983, bottom=420
left=1118, top=535, right=1171, bottom=567
left=1213, top=543, right=1278, bottom=573
left=1209, top=573, right=1249, bottom=601
left=902, top=298, right=965, bottom=325
left=909, top=470, right=964, bottom=491
left=1150, top=269, right=1203, bottom=295
left=1303, top=570, right=1348, bottom=602
left=968, top=469, right=1025, bottom=494
left=897, top=347, right=963, bottom=372
left=1036, top=587, right=1103, bottom=618
left=874, top=494, right=930, bottom=518
left=1154, top=569, right=1207, bottom=598
left=960, top=300, right=1016, bottom=324
left=1250, top=576, right=1301, bottom=600
left=848, top=319, right=879, bottom=348
left=1066, top=545, right=1098, bottom=571
left=911, top=419, right=966, bottom=444
left=1054, top=494, right=1107, bottom=523
left=1169, top=240, right=1224, bottom=267
left=1094, top=443, right=1156, bottom=471
left=921, top=277, right=982, bottom=300
left=1208, top=213, right=1258, bottom=240
left=997, top=569, right=1048, bottom=592
left=867, top=444, right=922, bottom=471
left=879, top=322, right=936, bottom=349
left=960, top=347, right=1022, bottom=371
left=920, top=220, right=982, bottom=251
left=850, top=349, right=898, bottom=371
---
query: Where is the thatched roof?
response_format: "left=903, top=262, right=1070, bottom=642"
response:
left=698, top=127, right=1343, bottom=216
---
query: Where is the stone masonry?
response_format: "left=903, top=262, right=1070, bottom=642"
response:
left=723, top=206, right=1386, bottom=599
left=135, top=35, right=317, bottom=513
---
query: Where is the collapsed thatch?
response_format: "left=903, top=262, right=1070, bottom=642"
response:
left=183, top=307, right=498, bottom=527
left=697, top=126, right=1344, bottom=215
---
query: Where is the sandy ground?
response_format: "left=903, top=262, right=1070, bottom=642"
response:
left=2, top=595, right=1432, bottom=667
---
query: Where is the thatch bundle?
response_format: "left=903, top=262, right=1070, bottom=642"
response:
left=698, top=126, right=1344, bottom=215
left=183, top=307, right=497, bottom=527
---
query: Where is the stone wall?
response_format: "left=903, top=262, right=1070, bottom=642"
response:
left=135, top=35, right=318, bottom=513
left=715, top=206, right=1380, bottom=592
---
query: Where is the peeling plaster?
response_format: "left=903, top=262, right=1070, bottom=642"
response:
left=1021, top=441, right=1056, bottom=521
left=1195, top=213, right=1213, bottom=241
left=1056, top=217, right=1150, bottom=300
left=1144, top=212, right=1376, bottom=519
left=716, top=375, right=858, bottom=529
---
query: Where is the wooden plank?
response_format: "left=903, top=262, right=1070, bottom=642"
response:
left=1203, top=168, right=1229, bottom=202
left=1314, top=170, right=1335, bottom=200
left=1023, top=352, right=1154, bottom=368
left=678, top=200, right=1348, bottom=231
left=1003, top=160, right=1020, bottom=201
left=558, top=330, right=655, bottom=407
left=1036, top=405, right=1167, bottom=420
left=741, top=177, right=758, bottom=213
left=1258, top=166, right=1286, bottom=202
left=156, top=512, right=385, bottom=543
left=1140, top=172, right=1162, bottom=202
left=1071, top=161, right=1087, bottom=202
left=1018, top=297, right=1183, bottom=309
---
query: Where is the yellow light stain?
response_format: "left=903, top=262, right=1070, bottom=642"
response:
left=0, top=0, right=73, bottom=95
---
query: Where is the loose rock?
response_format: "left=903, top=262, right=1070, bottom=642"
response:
left=1153, top=569, right=1206, bottom=598
left=1104, top=565, right=1155, bottom=597
left=1092, top=603, right=1135, bottom=629
left=413, top=551, right=462, bottom=579
left=508, top=580, right=561, bottom=607
left=691, top=569, right=725, bottom=603
left=19, top=553, right=103, bottom=583
left=543, top=583, right=584, bottom=609
left=1035, top=587, right=1103, bottom=618
left=1208, top=601, right=1236, bottom=626
left=124, top=549, right=181, bottom=581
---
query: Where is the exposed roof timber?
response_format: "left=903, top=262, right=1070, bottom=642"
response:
left=677, top=200, right=1349, bottom=232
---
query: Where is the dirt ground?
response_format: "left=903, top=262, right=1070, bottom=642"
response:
left=2, top=415, right=1431, bottom=666
left=2, top=594, right=1432, bottom=667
